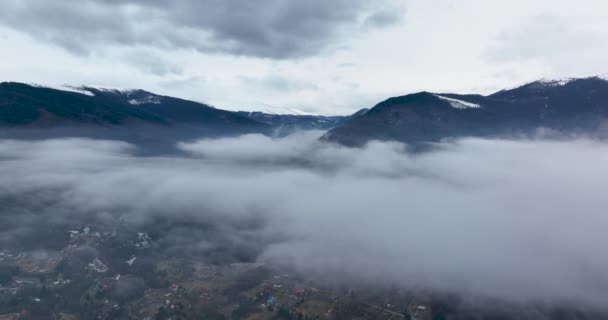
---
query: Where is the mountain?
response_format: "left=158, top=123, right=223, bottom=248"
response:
left=0, top=82, right=266, bottom=132
left=323, top=76, right=608, bottom=146
left=236, top=107, right=369, bottom=132
left=7, top=77, right=608, bottom=148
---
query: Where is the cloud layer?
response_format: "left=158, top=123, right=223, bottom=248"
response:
left=1, top=133, right=608, bottom=309
left=0, top=0, right=404, bottom=59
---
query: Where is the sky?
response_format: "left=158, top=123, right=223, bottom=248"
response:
left=0, top=0, right=607, bottom=115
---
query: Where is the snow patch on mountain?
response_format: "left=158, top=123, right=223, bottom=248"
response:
left=537, top=77, right=576, bottom=86
left=434, top=94, right=480, bottom=109
left=128, top=96, right=162, bottom=105
left=254, top=106, right=318, bottom=116
left=77, top=86, right=144, bottom=97
left=29, top=83, right=95, bottom=96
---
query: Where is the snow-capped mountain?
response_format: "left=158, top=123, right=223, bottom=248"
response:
left=0, top=82, right=266, bottom=133
left=324, top=75, right=608, bottom=146
left=5, top=75, right=608, bottom=146
left=0, top=82, right=361, bottom=134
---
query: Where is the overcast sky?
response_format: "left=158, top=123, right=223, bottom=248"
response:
left=0, top=0, right=607, bottom=115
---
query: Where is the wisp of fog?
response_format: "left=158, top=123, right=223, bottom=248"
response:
left=1, top=131, right=608, bottom=307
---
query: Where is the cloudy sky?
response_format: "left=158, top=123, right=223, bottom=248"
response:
left=0, top=0, right=607, bottom=114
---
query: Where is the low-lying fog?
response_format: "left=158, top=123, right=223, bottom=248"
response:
left=1, top=131, right=607, bottom=308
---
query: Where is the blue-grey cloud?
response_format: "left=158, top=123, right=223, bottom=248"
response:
left=0, top=0, right=406, bottom=59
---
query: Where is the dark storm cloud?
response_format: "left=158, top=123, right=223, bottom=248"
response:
left=1, top=132, right=608, bottom=309
left=0, top=0, right=405, bottom=59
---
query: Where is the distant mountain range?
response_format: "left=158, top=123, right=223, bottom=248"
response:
left=236, top=108, right=368, bottom=132
left=323, top=76, right=608, bottom=145
left=2, top=77, right=608, bottom=146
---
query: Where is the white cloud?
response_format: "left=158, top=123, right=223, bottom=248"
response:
left=2, top=134, right=608, bottom=308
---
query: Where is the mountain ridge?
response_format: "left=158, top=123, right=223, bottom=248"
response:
left=323, top=76, right=608, bottom=146
left=0, top=82, right=265, bottom=131
left=3, top=76, right=608, bottom=147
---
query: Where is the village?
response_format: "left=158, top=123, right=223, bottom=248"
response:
left=0, top=224, right=436, bottom=319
